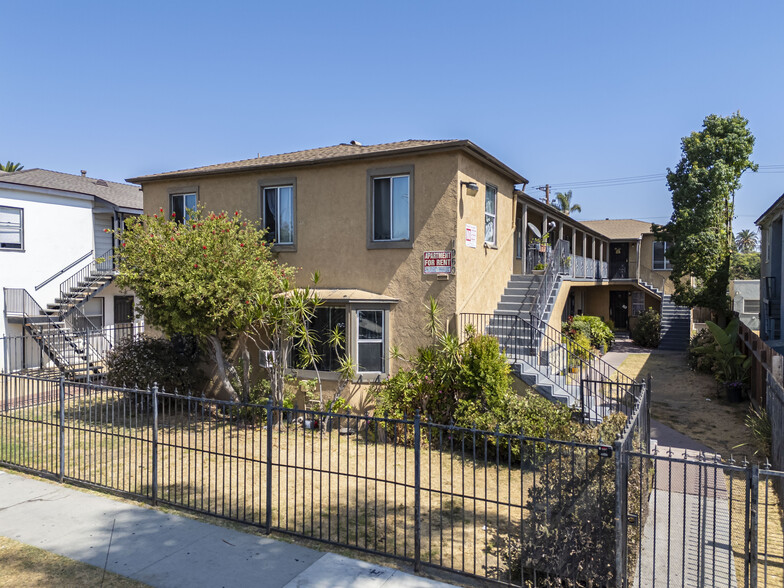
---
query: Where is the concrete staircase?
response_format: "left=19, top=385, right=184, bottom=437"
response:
left=658, top=294, right=691, bottom=351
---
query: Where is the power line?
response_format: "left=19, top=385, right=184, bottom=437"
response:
left=539, top=165, right=784, bottom=191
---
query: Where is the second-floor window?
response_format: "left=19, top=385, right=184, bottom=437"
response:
left=485, top=185, right=497, bottom=246
left=0, top=206, right=23, bottom=250
left=262, top=185, right=294, bottom=245
left=373, top=175, right=410, bottom=242
left=171, top=193, right=197, bottom=223
left=653, top=241, right=673, bottom=270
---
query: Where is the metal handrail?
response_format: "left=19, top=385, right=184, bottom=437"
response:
left=64, top=304, right=114, bottom=351
left=34, top=250, right=93, bottom=291
left=58, top=248, right=115, bottom=314
left=527, top=239, right=571, bottom=321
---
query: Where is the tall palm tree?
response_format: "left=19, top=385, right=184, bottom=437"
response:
left=734, top=229, right=759, bottom=253
left=553, top=190, right=582, bottom=216
left=0, top=161, right=24, bottom=172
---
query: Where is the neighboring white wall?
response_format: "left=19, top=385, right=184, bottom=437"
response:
left=0, top=186, right=95, bottom=338
left=731, top=279, right=761, bottom=331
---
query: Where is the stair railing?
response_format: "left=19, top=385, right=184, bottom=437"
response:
left=638, top=261, right=668, bottom=295
left=63, top=304, right=114, bottom=357
left=34, top=250, right=93, bottom=291
left=527, top=239, right=571, bottom=323
left=58, top=248, right=116, bottom=314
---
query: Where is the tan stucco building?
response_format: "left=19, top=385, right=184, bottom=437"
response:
left=128, top=140, right=686, bottom=391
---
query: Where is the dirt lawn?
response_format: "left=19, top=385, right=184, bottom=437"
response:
left=619, top=350, right=759, bottom=457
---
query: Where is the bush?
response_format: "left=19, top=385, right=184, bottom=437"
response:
left=563, top=315, right=614, bottom=353
left=688, top=328, right=715, bottom=373
left=106, top=335, right=201, bottom=392
left=631, top=308, right=660, bottom=348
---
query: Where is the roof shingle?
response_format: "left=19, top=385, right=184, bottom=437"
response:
left=0, top=169, right=142, bottom=211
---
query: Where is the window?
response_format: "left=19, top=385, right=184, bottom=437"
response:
left=652, top=241, right=673, bottom=270
left=357, top=310, right=384, bottom=373
left=0, top=206, right=23, bottom=250
left=171, top=193, right=197, bottom=223
left=373, top=176, right=409, bottom=242
left=290, top=307, right=346, bottom=372
left=631, top=291, right=645, bottom=316
left=262, top=185, right=294, bottom=245
left=744, top=299, right=761, bottom=314
left=515, top=216, right=523, bottom=259
left=485, top=185, right=497, bottom=246
left=82, top=297, right=104, bottom=328
left=367, top=165, right=413, bottom=248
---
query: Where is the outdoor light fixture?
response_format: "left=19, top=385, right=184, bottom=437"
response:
left=461, top=181, right=479, bottom=196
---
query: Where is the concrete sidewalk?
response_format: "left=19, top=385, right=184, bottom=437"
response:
left=0, top=470, right=458, bottom=588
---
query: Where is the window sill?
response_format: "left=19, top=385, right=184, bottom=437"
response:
left=0, top=248, right=25, bottom=253
left=367, top=241, right=413, bottom=250
left=272, top=244, right=297, bottom=253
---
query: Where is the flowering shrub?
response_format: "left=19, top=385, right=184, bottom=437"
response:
left=562, top=315, right=614, bottom=353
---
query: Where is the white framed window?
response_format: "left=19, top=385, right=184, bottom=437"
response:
left=357, top=310, right=384, bottom=373
left=262, top=185, right=295, bottom=245
left=171, top=193, right=197, bottom=223
left=631, top=291, right=645, bottom=316
left=485, top=185, right=497, bottom=246
left=652, top=241, right=673, bottom=270
left=290, top=306, right=346, bottom=371
left=83, top=297, right=104, bottom=328
left=0, top=205, right=23, bottom=250
left=372, top=175, right=410, bottom=242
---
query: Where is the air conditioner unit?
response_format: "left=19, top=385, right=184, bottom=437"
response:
left=259, top=350, right=276, bottom=368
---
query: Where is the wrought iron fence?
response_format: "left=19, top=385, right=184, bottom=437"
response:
left=1, top=372, right=781, bottom=587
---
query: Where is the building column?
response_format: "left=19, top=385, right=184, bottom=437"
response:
left=521, top=203, right=528, bottom=274
left=582, top=233, right=587, bottom=278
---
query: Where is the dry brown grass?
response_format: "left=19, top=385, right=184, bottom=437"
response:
left=0, top=535, right=148, bottom=588
left=619, top=351, right=757, bottom=457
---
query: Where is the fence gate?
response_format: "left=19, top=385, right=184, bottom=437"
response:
left=623, top=447, right=784, bottom=588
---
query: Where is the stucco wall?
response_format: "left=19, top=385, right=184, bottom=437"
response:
left=454, top=152, right=517, bottom=319
left=0, top=188, right=95, bottom=338
left=639, top=234, right=676, bottom=295
left=140, top=151, right=485, bottom=373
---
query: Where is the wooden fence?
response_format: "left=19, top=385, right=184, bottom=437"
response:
left=739, top=320, right=783, bottom=407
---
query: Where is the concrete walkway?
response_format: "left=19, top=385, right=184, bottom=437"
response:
left=0, top=469, right=458, bottom=588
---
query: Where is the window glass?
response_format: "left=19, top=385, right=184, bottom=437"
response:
left=485, top=186, right=497, bottom=245
left=744, top=299, right=761, bottom=314
left=373, top=175, right=409, bottom=241
left=290, top=307, right=346, bottom=371
left=263, top=185, right=294, bottom=245
left=631, top=291, right=645, bottom=316
left=358, top=310, right=384, bottom=372
left=171, top=193, right=197, bottom=223
left=82, top=297, right=104, bottom=328
left=652, top=241, right=673, bottom=270
left=0, top=206, right=22, bottom=249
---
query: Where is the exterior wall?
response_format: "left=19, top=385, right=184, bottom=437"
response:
left=731, top=280, right=761, bottom=331
left=0, top=187, right=95, bottom=338
left=639, top=234, right=676, bottom=295
left=454, top=152, right=517, bottom=318
left=140, top=151, right=479, bottom=374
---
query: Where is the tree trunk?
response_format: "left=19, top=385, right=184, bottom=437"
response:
left=206, top=334, right=239, bottom=401
left=241, top=339, right=251, bottom=403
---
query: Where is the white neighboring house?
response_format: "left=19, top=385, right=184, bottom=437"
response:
left=0, top=168, right=143, bottom=374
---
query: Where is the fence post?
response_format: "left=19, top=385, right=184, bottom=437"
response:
left=747, top=463, right=759, bottom=587
left=414, top=411, right=421, bottom=573
left=614, top=439, right=627, bottom=588
left=84, top=330, right=90, bottom=385
left=151, top=384, right=158, bottom=506
left=646, top=374, right=652, bottom=453
left=59, top=375, right=65, bottom=483
left=579, top=379, right=586, bottom=424
left=265, top=398, right=273, bottom=534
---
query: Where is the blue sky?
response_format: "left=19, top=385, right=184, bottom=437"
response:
left=3, top=1, right=782, bottom=234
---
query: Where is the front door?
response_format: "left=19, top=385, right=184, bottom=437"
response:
left=114, top=296, right=135, bottom=340
left=609, top=291, right=629, bottom=330
left=609, top=243, right=629, bottom=279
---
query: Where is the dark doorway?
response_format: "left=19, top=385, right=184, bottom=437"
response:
left=609, top=243, right=629, bottom=279
left=114, top=296, right=134, bottom=340
left=609, top=291, right=629, bottom=330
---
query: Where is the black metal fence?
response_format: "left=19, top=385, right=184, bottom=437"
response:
left=1, top=372, right=781, bottom=587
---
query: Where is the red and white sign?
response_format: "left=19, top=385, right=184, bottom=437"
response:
left=465, top=224, right=477, bottom=248
left=423, top=250, right=453, bottom=274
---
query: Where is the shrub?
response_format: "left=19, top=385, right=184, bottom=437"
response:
left=563, top=315, right=614, bottom=353
left=631, top=308, right=660, bottom=348
left=106, top=335, right=201, bottom=393
left=688, top=328, right=715, bottom=373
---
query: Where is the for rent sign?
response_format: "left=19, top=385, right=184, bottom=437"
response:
left=423, top=250, right=453, bottom=274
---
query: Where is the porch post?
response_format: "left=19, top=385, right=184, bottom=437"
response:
left=636, top=240, right=641, bottom=280
left=522, top=202, right=528, bottom=274
left=582, top=233, right=587, bottom=278
left=599, top=241, right=605, bottom=279
left=572, top=230, right=578, bottom=276
left=591, top=238, right=596, bottom=279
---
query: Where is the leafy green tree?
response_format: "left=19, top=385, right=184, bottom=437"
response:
left=0, top=161, right=23, bottom=172
left=553, top=189, right=581, bottom=216
left=653, top=113, right=757, bottom=321
left=735, top=229, right=759, bottom=253
left=730, top=251, right=760, bottom=280
left=114, top=208, right=294, bottom=401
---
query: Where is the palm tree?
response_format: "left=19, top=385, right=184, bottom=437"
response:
left=735, top=229, right=759, bottom=253
left=0, top=161, right=23, bottom=172
left=553, top=190, right=582, bottom=216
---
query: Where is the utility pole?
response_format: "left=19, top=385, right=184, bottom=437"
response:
left=535, top=184, right=551, bottom=205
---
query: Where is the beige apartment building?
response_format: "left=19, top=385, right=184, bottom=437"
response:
left=129, top=140, right=688, bottom=392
